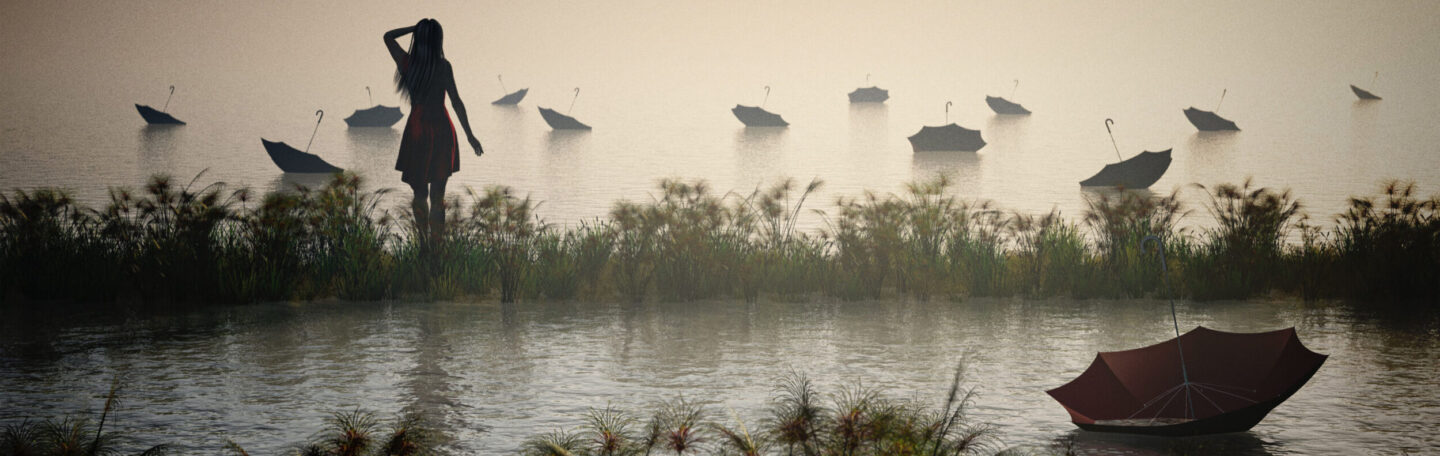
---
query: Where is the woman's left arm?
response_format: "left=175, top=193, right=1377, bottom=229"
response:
left=446, top=63, right=483, bottom=156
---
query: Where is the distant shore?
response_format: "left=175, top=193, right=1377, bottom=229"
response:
left=1, top=172, right=1435, bottom=305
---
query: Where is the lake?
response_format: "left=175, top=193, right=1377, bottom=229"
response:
left=0, top=299, right=1434, bottom=454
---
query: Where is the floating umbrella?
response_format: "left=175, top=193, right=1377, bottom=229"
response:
left=136, top=85, right=186, bottom=125
left=908, top=101, right=985, bottom=152
left=848, top=74, right=889, bottom=103
left=1351, top=72, right=1382, bottom=100
left=1184, top=89, right=1239, bottom=131
left=539, top=88, right=591, bottom=130
left=734, top=86, right=789, bottom=127
left=262, top=109, right=343, bottom=173
left=343, top=86, right=403, bottom=127
left=1080, top=119, right=1170, bottom=188
left=492, top=75, right=529, bottom=105
left=985, top=80, right=1031, bottom=115
left=1048, top=236, right=1327, bottom=436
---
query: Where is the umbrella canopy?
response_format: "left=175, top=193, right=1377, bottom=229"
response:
left=343, top=105, right=403, bottom=127
left=848, top=86, right=889, bottom=103
left=1048, top=326, right=1326, bottom=436
left=907, top=123, right=985, bottom=152
left=493, top=88, right=529, bottom=105
left=1183, top=107, right=1239, bottom=131
left=261, top=139, right=342, bottom=173
left=1079, top=149, right=1172, bottom=188
left=985, top=96, right=1031, bottom=115
left=135, top=104, right=185, bottom=125
left=732, top=105, right=789, bottom=127
left=539, top=107, right=591, bottom=130
left=1350, top=85, right=1381, bottom=101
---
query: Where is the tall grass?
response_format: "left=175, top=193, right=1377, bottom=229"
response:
left=520, top=364, right=1005, bottom=456
left=2, top=173, right=1436, bottom=305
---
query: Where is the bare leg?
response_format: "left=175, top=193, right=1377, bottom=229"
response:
left=410, top=181, right=430, bottom=240
left=428, top=177, right=449, bottom=241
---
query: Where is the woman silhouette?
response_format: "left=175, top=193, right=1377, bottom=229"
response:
left=385, top=18, right=482, bottom=240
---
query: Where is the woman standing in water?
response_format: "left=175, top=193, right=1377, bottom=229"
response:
left=385, top=18, right=483, bottom=240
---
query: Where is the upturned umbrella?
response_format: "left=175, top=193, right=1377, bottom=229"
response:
left=1047, top=237, right=1326, bottom=436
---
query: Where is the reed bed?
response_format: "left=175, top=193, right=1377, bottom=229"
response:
left=1, top=172, right=1436, bottom=305
left=6, top=366, right=1097, bottom=456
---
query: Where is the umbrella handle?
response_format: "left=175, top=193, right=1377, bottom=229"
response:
left=569, top=87, right=580, bottom=114
left=762, top=85, right=771, bottom=108
left=945, top=101, right=952, bottom=124
left=306, top=109, right=324, bottom=154
left=498, top=74, right=506, bottom=94
left=1105, top=118, right=1121, bottom=161
left=1216, top=88, right=1227, bottom=112
left=1012, top=79, right=1019, bottom=99
left=366, top=86, right=372, bottom=106
left=164, top=85, right=175, bottom=113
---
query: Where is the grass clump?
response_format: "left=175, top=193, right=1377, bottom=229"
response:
left=520, top=365, right=1007, bottom=456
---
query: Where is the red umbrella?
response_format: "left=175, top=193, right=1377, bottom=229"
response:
left=1047, top=237, right=1327, bottom=436
left=1047, top=326, right=1327, bottom=436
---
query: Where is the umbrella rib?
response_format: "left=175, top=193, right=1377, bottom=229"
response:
left=1126, top=383, right=1186, bottom=420
left=1189, top=385, right=1225, bottom=414
left=1136, top=383, right=1188, bottom=409
left=1146, top=386, right=1184, bottom=424
left=1193, top=383, right=1259, bottom=403
left=1191, top=381, right=1257, bottom=393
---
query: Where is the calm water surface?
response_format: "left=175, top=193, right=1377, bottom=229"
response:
left=1, top=299, right=1436, bottom=454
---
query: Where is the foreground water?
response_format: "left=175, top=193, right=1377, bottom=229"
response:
left=0, top=299, right=1434, bottom=454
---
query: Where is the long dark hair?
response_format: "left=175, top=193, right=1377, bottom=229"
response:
left=395, top=18, right=444, bottom=102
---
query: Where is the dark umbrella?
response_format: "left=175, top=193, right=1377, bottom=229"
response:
left=136, top=85, right=185, bottom=125
left=1184, top=89, right=1239, bottom=131
left=262, top=109, right=343, bottom=173
left=734, top=86, right=789, bottom=127
left=848, top=74, right=889, bottom=103
left=539, top=88, right=591, bottom=130
left=492, top=75, right=529, bottom=105
left=343, top=86, right=403, bottom=127
left=985, top=80, right=1031, bottom=115
left=908, top=101, right=985, bottom=152
left=1351, top=72, right=1382, bottom=100
left=1047, top=237, right=1327, bottom=436
left=1080, top=119, right=1171, bottom=188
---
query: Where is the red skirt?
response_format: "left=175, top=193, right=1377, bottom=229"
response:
left=395, top=105, right=459, bottom=185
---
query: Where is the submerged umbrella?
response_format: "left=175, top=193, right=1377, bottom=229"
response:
left=1047, top=236, right=1327, bottom=436
left=136, top=85, right=186, bottom=125
left=343, top=86, right=403, bottom=127
left=985, top=80, right=1031, bottom=115
left=734, top=86, right=789, bottom=127
left=1184, top=89, right=1239, bottom=131
left=539, top=88, right=591, bottom=130
left=907, top=101, right=985, bottom=152
left=1080, top=119, right=1171, bottom=188
left=262, top=109, right=343, bottom=173
left=1351, top=72, right=1382, bottom=100
left=492, top=75, right=529, bottom=105
left=848, top=74, right=889, bottom=103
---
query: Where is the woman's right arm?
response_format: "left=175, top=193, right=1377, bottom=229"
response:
left=384, top=26, right=415, bottom=66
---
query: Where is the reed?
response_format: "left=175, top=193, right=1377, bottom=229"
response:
left=3, top=172, right=1437, bottom=304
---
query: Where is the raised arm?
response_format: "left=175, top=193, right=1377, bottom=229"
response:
left=445, top=62, right=484, bottom=156
left=383, top=26, right=416, bottom=67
